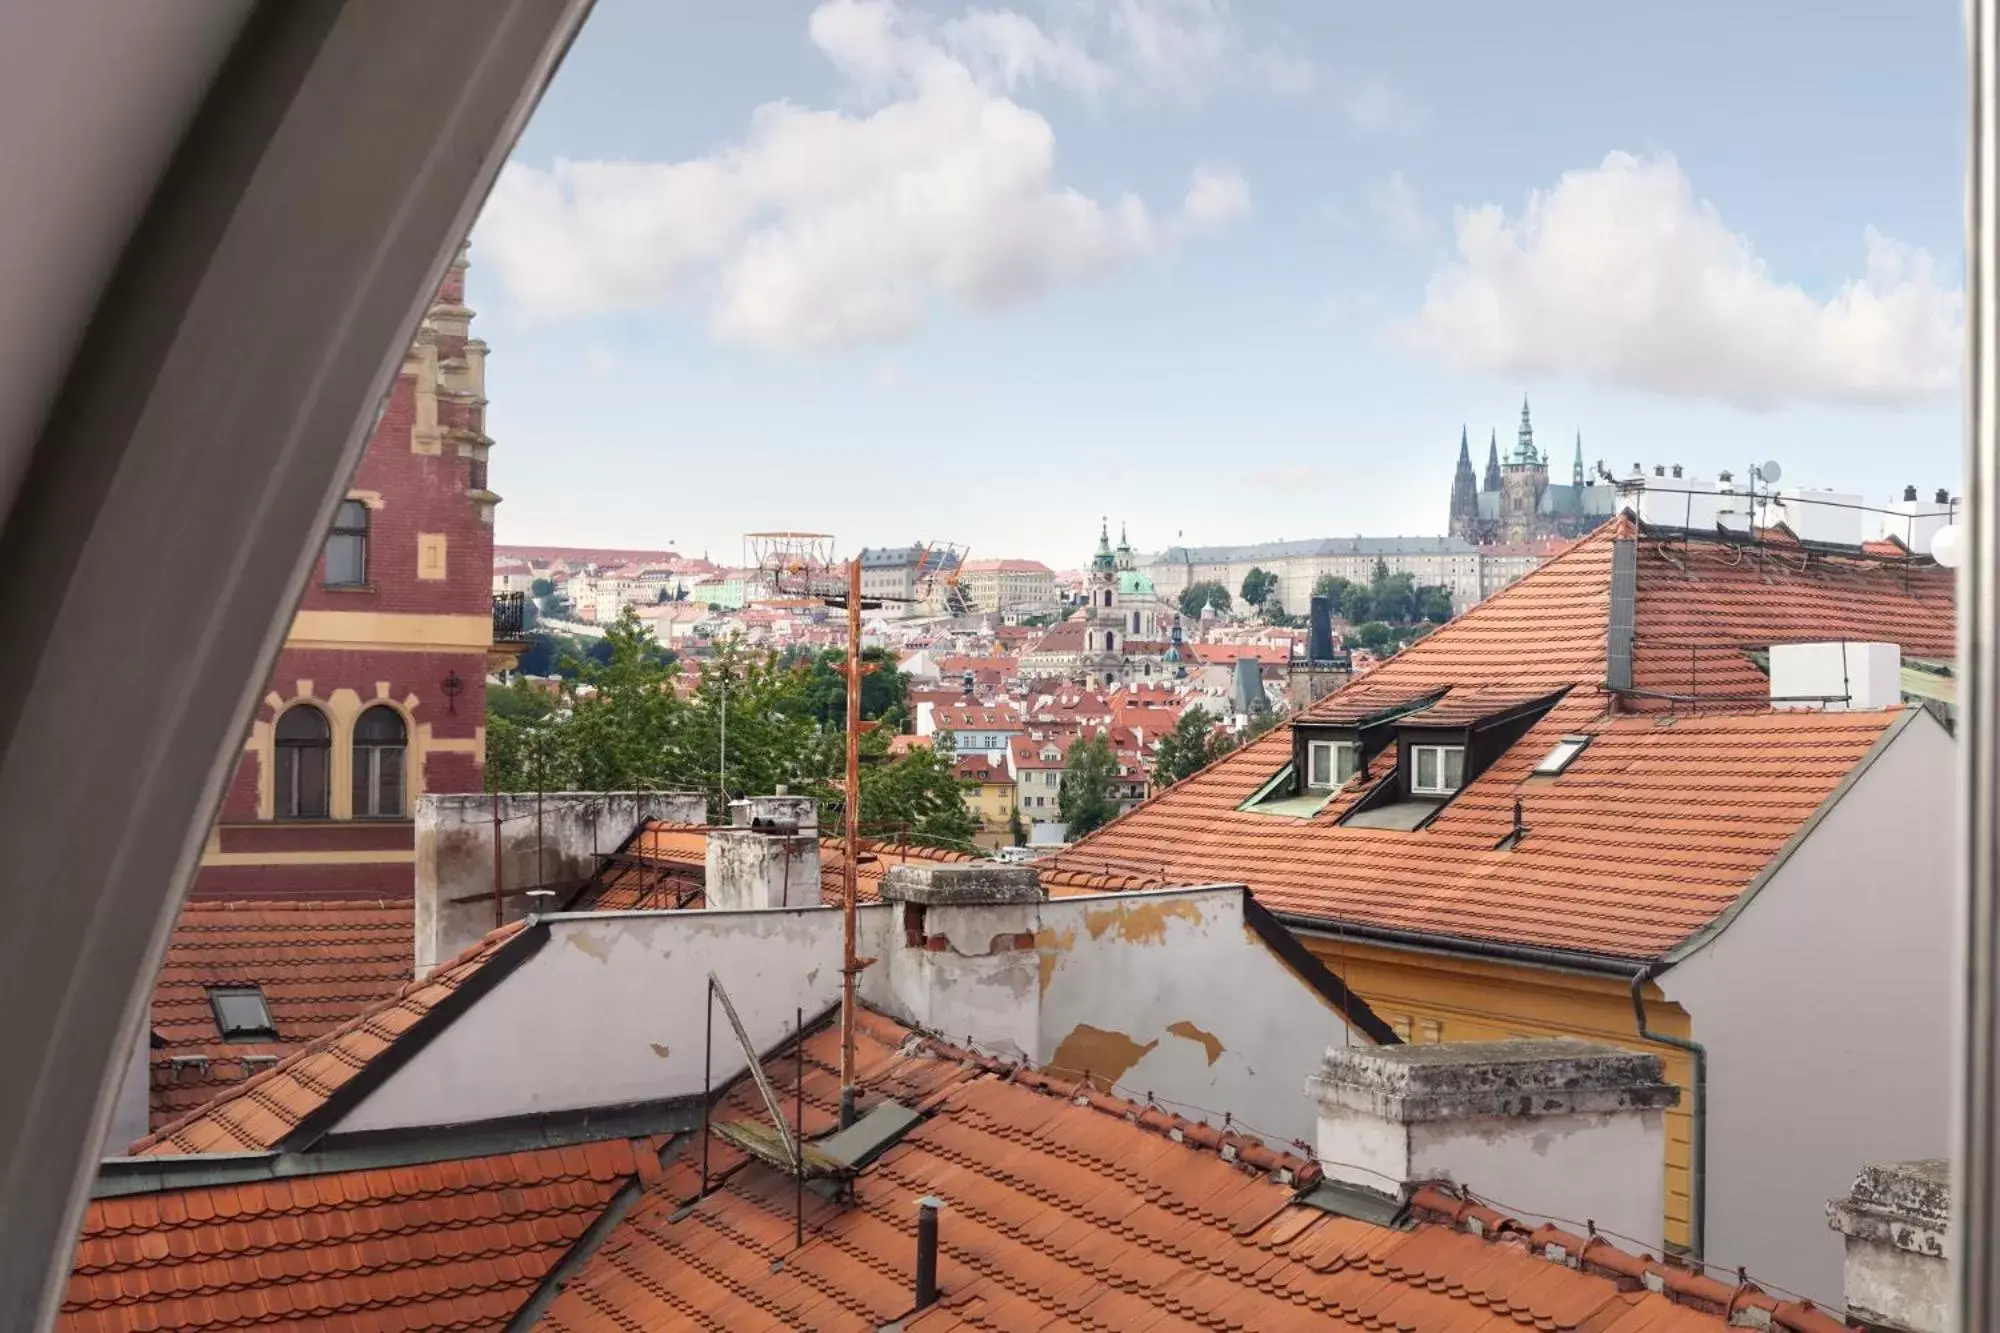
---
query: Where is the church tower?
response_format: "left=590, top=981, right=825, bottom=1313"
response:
left=1483, top=430, right=1502, bottom=492
left=1448, top=425, right=1479, bottom=541
left=1083, top=518, right=1123, bottom=685
left=1573, top=431, right=1585, bottom=487
left=1497, top=396, right=1550, bottom=544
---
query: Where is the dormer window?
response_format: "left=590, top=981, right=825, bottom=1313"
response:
left=1410, top=744, right=1465, bottom=796
left=1306, top=739, right=1359, bottom=790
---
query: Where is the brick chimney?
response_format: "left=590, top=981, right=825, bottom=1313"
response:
left=1307, top=1040, right=1680, bottom=1252
left=704, top=796, right=820, bottom=911
left=1827, top=1160, right=1948, bottom=1333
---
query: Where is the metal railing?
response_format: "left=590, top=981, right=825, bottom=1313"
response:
left=493, top=590, right=527, bottom=639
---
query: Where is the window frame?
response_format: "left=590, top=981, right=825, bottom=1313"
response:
left=350, top=704, right=408, bottom=819
left=273, top=703, right=332, bottom=820
left=1306, top=739, right=1359, bottom=791
left=207, top=986, right=277, bottom=1042
left=1410, top=743, right=1466, bottom=796
left=323, top=498, right=370, bottom=588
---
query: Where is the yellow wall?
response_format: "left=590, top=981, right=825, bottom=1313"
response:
left=964, top=780, right=1017, bottom=830
left=1303, top=932, right=1696, bottom=1251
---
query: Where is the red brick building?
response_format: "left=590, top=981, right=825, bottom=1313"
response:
left=191, top=251, right=514, bottom=899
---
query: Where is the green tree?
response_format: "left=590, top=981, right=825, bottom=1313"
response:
left=1177, top=581, right=1232, bottom=619
left=1058, top=732, right=1120, bottom=838
left=1007, top=806, right=1027, bottom=846
left=1416, top=586, right=1454, bottom=623
left=1152, top=706, right=1223, bottom=788
left=795, top=646, right=908, bottom=731
left=1240, top=567, right=1280, bottom=609
left=531, top=577, right=555, bottom=598
left=1353, top=621, right=1397, bottom=653
left=1311, top=573, right=1354, bottom=608
left=858, top=731, right=978, bottom=851
left=1339, top=584, right=1375, bottom=624
left=537, top=592, right=567, bottom=620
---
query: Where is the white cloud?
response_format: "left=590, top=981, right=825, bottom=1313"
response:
left=942, top=8, right=1108, bottom=92
left=1181, top=167, right=1251, bottom=230
left=476, top=0, right=1250, bottom=351
left=1366, top=171, right=1433, bottom=246
left=1400, top=151, right=1962, bottom=410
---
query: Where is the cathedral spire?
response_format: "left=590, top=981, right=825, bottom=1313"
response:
left=1573, top=430, right=1585, bottom=487
left=1484, top=430, right=1502, bottom=491
left=1449, top=425, right=1480, bottom=541
left=1515, top=395, right=1538, bottom=466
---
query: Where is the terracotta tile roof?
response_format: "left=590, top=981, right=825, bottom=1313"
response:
left=1300, top=680, right=1448, bottom=725
left=1049, top=519, right=1949, bottom=959
left=63, top=1137, right=666, bottom=1332
left=954, top=755, right=1009, bottom=783
left=149, top=899, right=413, bottom=1130
left=130, top=923, right=529, bottom=1157
left=1381, top=683, right=1567, bottom=728
left=541, top=1012, right=1839, bottom=1333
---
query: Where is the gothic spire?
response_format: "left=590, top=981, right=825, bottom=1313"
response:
left=1483, top=430, right=1502, bottom=491
left=1516, top=395, right=1537, bottom=466
left=1572, top=430, right=1585, bottom=487
left=1449, top=425, right=1480, bottom=540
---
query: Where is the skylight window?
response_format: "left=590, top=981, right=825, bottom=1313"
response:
left=1411, top=745, right=1466, bottom=796
left=208, top=986, right=276, bottom=1042
left=1306, top=739, right=1359, bottom=790
left=1532, top=735, right=1593, bottom=777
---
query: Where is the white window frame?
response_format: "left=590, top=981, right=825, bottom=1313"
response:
left=1305, top=739, right=1359, bottom=791
left=1410, top=744, right=1466, bottom=796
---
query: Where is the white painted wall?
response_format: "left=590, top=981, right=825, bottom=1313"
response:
left=861, top=887, right=1365, bottom=1149
left=1410, top=1110, right=1667, bottom=1253
left=338, top=910, right=845, bottom=1134
left=1659, top=711, right=1955, bottom=1305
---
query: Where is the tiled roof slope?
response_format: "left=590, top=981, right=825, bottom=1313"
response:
left=63, top=1137, right=666, bottom=1333
left=131, top=922, right=526, bottom=1156
left=1052, top=701, right=1903, bottom=957
left=540, top=1012, right=1846, bottom=1332
left=150, top=899, right=413, bottom=1129
left=1050, top=518, right=1945, bottom=958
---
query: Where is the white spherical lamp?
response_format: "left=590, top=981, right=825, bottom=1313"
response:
left=1930, top=522, right=1965, bottom=570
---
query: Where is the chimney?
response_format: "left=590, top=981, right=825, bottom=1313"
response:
left=1827, top=1160, right=1948, bottom=1333
left=1905, top=484, right=1920, bottom=502
left=1936, top=488, right=1951, bottom=505
left=1769, top=641, right=1902, bottom=711
left=1307, top=595, right=1335, bottom=663
left=704, top=796, right=821, bottom=910
left=873, top=864, right=1045, bottom=1058
left=1306, top=1040, right=1679, bottom=1252
left=1671, top=463, right=1683, bottom=479
left=914, top=1196, right=943, bottom=1311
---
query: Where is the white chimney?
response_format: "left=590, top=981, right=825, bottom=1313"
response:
left=704, top=796, right=820, bottom=910
left=1769, top=641, right=1903, bottom=711
left=1879, top=490, right=1955, bottom=556
left=1634, top=473, right=1722, bottom=531
left=1827, top=1160, right=1948, bottom=1333
left=1306, top=1040, right=1679, bottom=1253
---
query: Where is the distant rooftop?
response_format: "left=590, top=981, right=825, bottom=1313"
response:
left=1151, top=535, right=1482, bottom=563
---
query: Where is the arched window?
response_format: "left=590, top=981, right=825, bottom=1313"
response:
left=352, top=705, right=407, bottom=818
left=324, top=499, right=369, bottom=587
left=274, top=705, right=330, bottom=819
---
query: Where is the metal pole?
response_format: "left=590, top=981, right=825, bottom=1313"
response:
left=1960, top=2, right=2000, bottom=1327
left=701, top=978, right=714, bottom=1198
left=490, top=759, right=503, bottom=929
left=841, top=554, right=862, bottom=1128
left=718, top=670, right=728, bottom=817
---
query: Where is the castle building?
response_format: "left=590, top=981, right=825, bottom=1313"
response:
left=1449, top=397, right=1616, bottom=546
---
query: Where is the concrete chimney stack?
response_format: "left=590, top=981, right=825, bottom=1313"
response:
left=705, top=796, right=821, bottom=910
left=1307, top=1040, right=1679, bottom=1253
left=1827, top=1160, right=1948, bottom=1333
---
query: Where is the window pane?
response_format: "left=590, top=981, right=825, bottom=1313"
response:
left=335, top=499, right=368, bottom=530
left=1335, top=744, right=1358, bottom=782
left=1307, top=742, right=1331, bottom=788
left=275, top=705, right=328, bottom=743
left=1416, top=748, right=1438, bottom=790
left=275, top=745, right=297, bottom=817
left=297, top=743, right=328, bottom=818
left=1443, top=748, right=1466, bottom=790
left=354, top=705, right=405, bottom=743
left=210, top=987, right=273, bottom=1039
left=325, top=531, right=365, bottom=585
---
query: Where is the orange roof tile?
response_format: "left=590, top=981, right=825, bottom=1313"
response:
left=1049, top=521, right=1950, bottom=958
left=541, top=1012, right=1838, bottom=1333
left=63, top=1137, right=663, bottom=1332
left=130, top=922, right=529, bottom=1156
left=149, top=899, right=413, bottom=1129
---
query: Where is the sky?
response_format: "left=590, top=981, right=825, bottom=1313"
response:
left=470, top=0, right=1966, bottom=568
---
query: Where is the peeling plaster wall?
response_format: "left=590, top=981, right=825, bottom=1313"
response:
left=860, top=887, right=1363, bottom=1148
left=339, top=910, right=844, bottom=1133
left=414, top=791, right=706, bottom=973
left=1842, top=1237, right=1948, bottom=1333
left=1660, top=712, right=1955, bottom=1304
left=1410, top=1110, right=1667, bottom=1254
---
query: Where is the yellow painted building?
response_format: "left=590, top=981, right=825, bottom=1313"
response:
left=958, top=755, right=1018, bottom=840
left=1297, top=933, right=1696, bottom=1250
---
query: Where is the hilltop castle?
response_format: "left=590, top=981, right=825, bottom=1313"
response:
left=1448, top=398, right=1614, bottom=546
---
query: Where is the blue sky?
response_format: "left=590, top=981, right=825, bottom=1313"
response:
left=472, top=0, right=1964, bottom=567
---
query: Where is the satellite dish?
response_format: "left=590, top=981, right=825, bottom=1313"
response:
left=1759, top=460, right=1783, bottom=485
